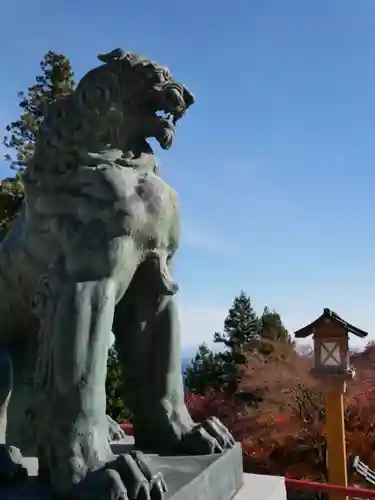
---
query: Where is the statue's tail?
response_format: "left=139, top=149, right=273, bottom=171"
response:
left=0, top=348, right=12, bottom=444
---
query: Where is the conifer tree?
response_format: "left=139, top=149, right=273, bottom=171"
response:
left=210, top=291, right=260, bottom=392
left=0, top=176, right=24, bottom=240
left=185, top=343, right=224, bottom=394
left=259, top=306, right=293, bottom=354
left=105, top=346, right=132, bottom=423
left=1, top=51, right=75, bottom=240
left=3, top=50, right=75, bottom=172
left=214, top=290, right=260, bottom=365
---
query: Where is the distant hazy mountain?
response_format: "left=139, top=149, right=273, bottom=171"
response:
left=181, top=357, right=191, bottom=374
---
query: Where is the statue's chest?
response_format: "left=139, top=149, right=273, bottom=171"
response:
left=134, top=175, right=177, bottom=217
left=95, top=167, right=179, bottom=241
left=104, top=169, right=176, bottom=218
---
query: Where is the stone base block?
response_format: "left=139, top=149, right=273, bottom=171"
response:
left=0, top=441, right=243, bottom=500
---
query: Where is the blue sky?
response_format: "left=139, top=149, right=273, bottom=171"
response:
left=1, top=0, right=375, bottom=355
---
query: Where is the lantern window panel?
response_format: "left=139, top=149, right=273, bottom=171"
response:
left=321, top=341, right=341, bottom=366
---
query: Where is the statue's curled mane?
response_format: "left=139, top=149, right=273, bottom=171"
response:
left=29, top=49, right=173, bottom=179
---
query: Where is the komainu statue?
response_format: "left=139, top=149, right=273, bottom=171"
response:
left=0, top=48, right=235, bottom=498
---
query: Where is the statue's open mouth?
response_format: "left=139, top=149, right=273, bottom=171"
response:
left=149, top=83, right=194, bottom=150
left=154, top=111, right=176, bottom=150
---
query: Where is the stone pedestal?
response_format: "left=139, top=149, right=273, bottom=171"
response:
left=0, top=439, right=243, bottom=500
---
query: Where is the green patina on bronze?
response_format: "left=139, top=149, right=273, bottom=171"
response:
left=0, top=49, right=235, bottom=499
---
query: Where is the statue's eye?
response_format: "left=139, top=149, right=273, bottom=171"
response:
left=148, top=70, right=166, bottom=84
left=162, top=68, right=171, bottom=80
left=142, top=65, right=163, bottom=84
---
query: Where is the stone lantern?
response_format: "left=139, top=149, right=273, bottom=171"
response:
left=294, top=308, right=368, bottom=381
left=294, top=308, right=368, bottom=500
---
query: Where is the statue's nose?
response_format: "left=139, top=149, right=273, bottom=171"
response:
left=182, top=85, right=195, bottom=108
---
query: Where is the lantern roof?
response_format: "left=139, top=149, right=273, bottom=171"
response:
left=294, top=308, right=368, bottom=339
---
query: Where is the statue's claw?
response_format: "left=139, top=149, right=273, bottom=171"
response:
left=0, top=445, right=28, bottom=485
left=107, top=415, right=127, bottom=442
left=109, top=452, right=167, bottom=500
left=68, top=469, right=127, bottom=500
left=203, top=416, right=236, bottom=449
left=178, top=417, right=235, bottom=455
left=69, top=452, right=166, bottom=500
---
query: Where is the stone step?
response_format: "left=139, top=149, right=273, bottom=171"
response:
left=1, top=441, right=245, bottom=500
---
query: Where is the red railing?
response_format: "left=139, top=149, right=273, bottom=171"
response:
left=285, top=478, right=375, bottom=498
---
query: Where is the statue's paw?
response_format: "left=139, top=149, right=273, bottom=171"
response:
left=70, top=451, right=167, bottom=500
left=108, top=451, right=167, bottom=500
left=179, top=417, right=236, bottom=455
left=107, top=415, right=127, bottom=442
left=69, top=469, right=127, bottom=500
left=0, top=445, right=28, bottom=485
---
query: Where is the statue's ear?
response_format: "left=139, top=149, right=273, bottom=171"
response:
left=97, top=48, right=127, bottom=63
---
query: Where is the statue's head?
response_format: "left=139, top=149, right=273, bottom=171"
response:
left=72, top=48, right=195, bottom=154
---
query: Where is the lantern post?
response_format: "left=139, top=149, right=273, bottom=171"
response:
left=294, top=308, right=368, bottom=500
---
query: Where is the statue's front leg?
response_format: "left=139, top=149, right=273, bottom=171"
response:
left=0, top=347, right=11, bottom=445
left=33, top=276, right=117, bottom=492
left=30, top=233, right=166, bottom=499
left=0, top=348, right=29, bottom=483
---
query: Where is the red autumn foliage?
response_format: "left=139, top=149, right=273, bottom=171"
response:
left=185, top=341, right=375, bottom=488
left=185, top=390, right=257, bottom=442
left=120, top=422, right=134, bottom=435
